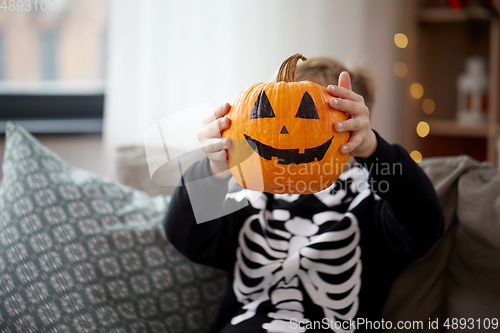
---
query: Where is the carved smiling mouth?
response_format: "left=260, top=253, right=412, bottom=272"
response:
left=244, top=134, right=334, bottom=165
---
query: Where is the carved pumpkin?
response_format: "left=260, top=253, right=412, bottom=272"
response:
left=222, top=54, right=350, bottom=194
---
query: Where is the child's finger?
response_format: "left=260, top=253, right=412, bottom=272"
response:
left=197, top=116, right=231, bottom=142
left=327, top=85, right=364, bottom=103
left=329, top=98, right=368, bottom=117
left=209, top=149, right=227, bottom=162
left=202, top=138, right=231, bottom=154
left=334, top=118, right=368, bottom=133
left=202, top=103, right=230, bottom=126
left=338, top=71, right=352, bottom=90
left=340, top=132, right=365, bottom=154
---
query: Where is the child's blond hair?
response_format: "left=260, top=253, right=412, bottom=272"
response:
left=294, top=56, right=376, bottom=111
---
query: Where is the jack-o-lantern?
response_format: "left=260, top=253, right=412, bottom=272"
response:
left=222, top=54, right=350, bottom=194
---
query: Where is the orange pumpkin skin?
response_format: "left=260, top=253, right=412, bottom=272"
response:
left=222, top=55, right=350, bottom=194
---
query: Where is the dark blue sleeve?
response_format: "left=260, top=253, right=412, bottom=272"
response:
left=355, top=130, right=445, bottom=259
left=163, top=157, right=253, bottom=272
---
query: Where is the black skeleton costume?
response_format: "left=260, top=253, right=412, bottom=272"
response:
left=164, top=131, right=444, bottom=332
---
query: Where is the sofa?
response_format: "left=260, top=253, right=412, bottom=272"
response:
left=382, top=155, right=500, bottom=332
left=1, top=122, right=499, bottom=332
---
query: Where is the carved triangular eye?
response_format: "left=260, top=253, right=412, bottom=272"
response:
left=295, top=91, right=319, bottom=119
left=249, top=90, right=275, bottom=119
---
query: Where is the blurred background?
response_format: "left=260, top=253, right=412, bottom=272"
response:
left=0, top=0, right=498, bottom=185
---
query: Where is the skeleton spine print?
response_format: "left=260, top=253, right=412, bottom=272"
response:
left=231, top=168, right=368, bottom=332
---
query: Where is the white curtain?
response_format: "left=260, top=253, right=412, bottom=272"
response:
left=103, top=0, right=406, bottom=178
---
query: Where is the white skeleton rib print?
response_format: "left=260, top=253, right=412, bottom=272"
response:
left=231, top=168, right=371, bottom=333
left=231, top=167, right=370, bottom=333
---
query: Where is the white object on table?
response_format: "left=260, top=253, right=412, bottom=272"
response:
left=456, top=56, right=489, bottom=125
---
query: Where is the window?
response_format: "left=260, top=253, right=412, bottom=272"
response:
left=0, top=0, right=107, bottom=134
left=41, top=30, right=58, bottom=81
left=0, top=33, right=4, bottom=81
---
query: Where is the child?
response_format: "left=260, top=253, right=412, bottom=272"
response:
left=163, top=57, right=444, bottom=332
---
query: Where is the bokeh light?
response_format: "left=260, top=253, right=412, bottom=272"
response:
left=410, top=83, right=424, bottom=99
left=410, top=150, right=422, bottom=163
left=394, top=62, right=408, bottom=78
left=422, top=98, right=435, bottom=115
left=448, top=0, right=461, bottom=11
left=394, top=33, right=408, bottom=48
left=416, top=121, right=430, bottom=137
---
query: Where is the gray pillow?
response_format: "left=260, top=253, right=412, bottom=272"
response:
left=0, top=122, right=226, bottom=333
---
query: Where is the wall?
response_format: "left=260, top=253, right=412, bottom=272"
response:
left=363, top=0, right=408, bottom=144
left=0, top=1, right=408, bottom=181
left=103, top=0, right=408, bottom=178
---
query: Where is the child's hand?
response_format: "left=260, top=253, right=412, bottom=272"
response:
left=198, top=103, right=232, bottom=179
left=327, top=71, right=377, bottom=159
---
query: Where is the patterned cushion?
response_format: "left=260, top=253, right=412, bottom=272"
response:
left=0, top=122, right=226, bottom=333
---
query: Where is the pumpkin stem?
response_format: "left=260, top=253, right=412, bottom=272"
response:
left=277, top=53, right=307, bottom=83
